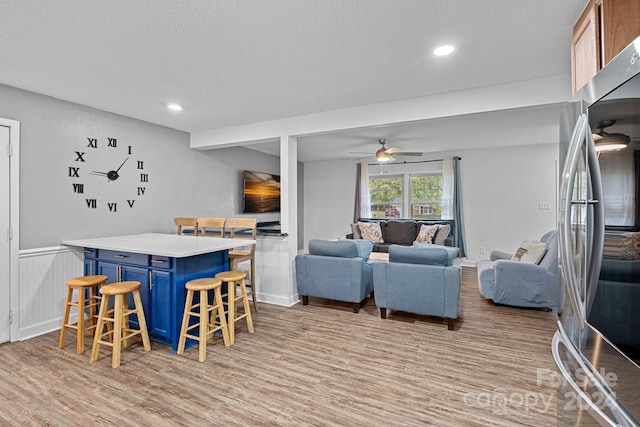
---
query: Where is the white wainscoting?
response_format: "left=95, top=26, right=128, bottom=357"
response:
left=253, top=235, right=298, bottom=307
left=18, top=246, right=84, bottom=340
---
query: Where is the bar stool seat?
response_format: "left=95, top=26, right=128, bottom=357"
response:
left=90, top=281, right=151, bottom=368
left=177, top=277, right=230, bottom=362
left=59, top=274, right=108, bottom=354
left=215, top=270, right=254, bottom=345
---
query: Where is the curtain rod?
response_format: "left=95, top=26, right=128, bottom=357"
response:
left=366, top=156, right=461, bottom=166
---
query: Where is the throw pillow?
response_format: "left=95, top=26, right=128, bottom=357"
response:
left=358, top=221, right=384, bottom=243
left=416, top=224, right=439, bottom=243
left=350, top=223, right=362, bottom=239
left=620, top=232, right=640, bottom=260
left=511, top=240, right=548, bottom=264
left=433, top=224, right=451, bottom=246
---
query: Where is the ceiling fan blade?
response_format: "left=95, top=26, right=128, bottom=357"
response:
left=393, top=151, right=423, bottom=157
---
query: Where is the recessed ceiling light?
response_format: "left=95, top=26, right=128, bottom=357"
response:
left=434, top=45, right=455, bottom=56
left=167, top=103, right=183, bottom=111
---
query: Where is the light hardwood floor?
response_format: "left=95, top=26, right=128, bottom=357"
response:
left=0, top=267, right=560, bottom=426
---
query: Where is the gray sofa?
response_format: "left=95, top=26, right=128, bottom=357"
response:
left=476, top=230, right=560, bottom=311
left=372, top=245, right=461, bottom=330
left=295, top=239, right=374, bottom=313
left=348, top=219, right=456, bottom=253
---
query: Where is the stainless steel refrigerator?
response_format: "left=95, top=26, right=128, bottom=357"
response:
left=554, top=37, right=640, bottom=426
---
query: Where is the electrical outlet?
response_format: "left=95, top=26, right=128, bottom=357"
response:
left=479, top=247, right=486, bottom=254
left=538, top=202, right=551, bottom=210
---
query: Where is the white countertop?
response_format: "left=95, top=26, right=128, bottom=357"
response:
left=62, top=233, right=256, bottom=258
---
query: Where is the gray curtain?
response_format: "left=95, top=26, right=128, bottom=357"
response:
left=453, top=156, right=467, bottom=257
left=354, top=163, right=371, bottom=221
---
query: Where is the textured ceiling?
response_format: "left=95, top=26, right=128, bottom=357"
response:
left=1, top=0, right=587, bottom=138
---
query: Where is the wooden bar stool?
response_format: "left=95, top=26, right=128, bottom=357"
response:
left=197, top=217, right=225, bottom=237
left=215, top=271, right=254, bottom=345
left=177, top=278, right=230, bottom=362
left=174, top=217, right=198, bottom=235
left=90, top=281, right=151, bottom=368
left=226, top=218, right=258, bottom=312
left=58, top=274, right=108, bottom=354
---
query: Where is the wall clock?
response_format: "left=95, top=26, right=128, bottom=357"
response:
left=68, top=137, right=148, bottom=212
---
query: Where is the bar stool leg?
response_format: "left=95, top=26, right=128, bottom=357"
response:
left=58, top=287, right=73, bottom=349
left=198, top=289, right=209, bottom=362
left=239, top=277, right=254, bottom=334
left=112, top=294, right=124, bottom=369
left=76, top=288, right=87, bottom=355
left=132, top=290, right=151, bottom=352
left=177, top=289, right=195, bottom=355
left=90, top=295, right=109, bottom=363
left=250, top=260, right=257, bottom=312
left=212, top=286, right=230, bottom=347
left=227, top=281, right=236, bottom=345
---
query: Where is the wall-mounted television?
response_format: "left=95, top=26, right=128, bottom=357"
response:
left=243, top=170, right=281, bottom=213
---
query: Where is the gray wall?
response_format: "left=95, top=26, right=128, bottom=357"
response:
left=0, top=84, right=280, bottom=249
left=2, top=81, right=557, bottom=256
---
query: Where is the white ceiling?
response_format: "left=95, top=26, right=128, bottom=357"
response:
left=1, top=0, right=588, bottom=161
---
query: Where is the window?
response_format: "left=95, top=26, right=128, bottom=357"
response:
left=369, top=175, right=403, bottom=218
left=368, top=173, right=442, bottom=219
left=410, top=174, right=442, bottom=219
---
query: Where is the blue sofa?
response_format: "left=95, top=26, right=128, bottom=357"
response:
left=372, top=245, right=461, bottom=330
left=295, top=239, right=374, bottom=313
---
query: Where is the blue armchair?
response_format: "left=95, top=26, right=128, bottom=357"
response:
left=372, top=245, right=462, bottom=330
left=295, top=239, right=374, bottom=313
left=476, top=230, right=560, bottom=311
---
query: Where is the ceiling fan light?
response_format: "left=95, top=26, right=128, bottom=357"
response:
left=376, top=150, right=391, bottom=162
left=595, top=132, right=630, bottom=152
left=595, top=141, right=628, bottom=152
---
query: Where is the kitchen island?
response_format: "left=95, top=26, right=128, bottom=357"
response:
left=63, top=233, right=255, bottom=352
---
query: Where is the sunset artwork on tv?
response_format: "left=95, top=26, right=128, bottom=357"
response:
left=243, top=170, right=281, bottom=213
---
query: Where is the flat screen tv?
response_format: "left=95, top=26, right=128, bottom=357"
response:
left=243, top=170, right=281, bottom=213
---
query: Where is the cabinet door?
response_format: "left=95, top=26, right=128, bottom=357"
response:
left=149, top=269, right=172, bottom=341
left=98, top=261, right=119, bottom=284
left=601, top=0, right=640, bottom=65
left=121, top=265, right=150, bottom=331
left=84, top=258, right=97, bottom=276
left=572, top=0, right=600, bottom=94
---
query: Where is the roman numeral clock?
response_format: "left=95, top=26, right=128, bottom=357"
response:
left=68, top=137, right=148, bottom=212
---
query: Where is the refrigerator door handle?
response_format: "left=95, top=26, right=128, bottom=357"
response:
left=559, top=113, right=588, bottom=327
left=553, top=324, right=637, bottom=427
left=585, top=127, right=605, bottom=315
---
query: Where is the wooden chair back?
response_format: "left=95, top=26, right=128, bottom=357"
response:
left=174, top=217, right=198, bottom=235
left=197, top=218, right=226, bottom=238
left=226, top=218, right=257, bottom=253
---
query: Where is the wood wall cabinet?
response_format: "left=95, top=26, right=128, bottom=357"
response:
left=571, top=0, right=640, bottom=94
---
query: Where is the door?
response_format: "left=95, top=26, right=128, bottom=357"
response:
left=121, top=265, right=149, bottom=331
left=149, top=269, right=171, bottom=340
left=0, top=125, right=10, bottom=343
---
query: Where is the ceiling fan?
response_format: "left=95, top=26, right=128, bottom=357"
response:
left=374, top=139, right=423, bottom=162
left=592, top=120, right=630, bottom=152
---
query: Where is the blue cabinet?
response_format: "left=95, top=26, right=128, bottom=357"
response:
left=83, top=248, right=98, bottom=275
left=86, top=247, right=228, bottom=351
left=149, top=269, right=172, bottom=341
